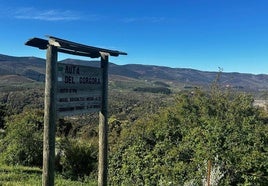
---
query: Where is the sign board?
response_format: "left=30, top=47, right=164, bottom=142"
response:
left=57, top=63, right=102, bottom=116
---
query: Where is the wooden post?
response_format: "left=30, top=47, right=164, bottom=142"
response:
left=207, top=159, right=212, bottom=186
left=42, top=45, right=58, bottom=186
left=98, top=53, right=109, bottom=186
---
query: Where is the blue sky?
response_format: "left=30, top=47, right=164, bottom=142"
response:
left=0, top=0, right=268, bottom=74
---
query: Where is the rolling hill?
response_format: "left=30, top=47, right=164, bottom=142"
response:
left=0, top=54, right=45, bottom=82
left=1, top=53, right=268, bottom=92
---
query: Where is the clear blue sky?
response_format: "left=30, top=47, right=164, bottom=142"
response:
left=0, top=0, right=268, bottom=74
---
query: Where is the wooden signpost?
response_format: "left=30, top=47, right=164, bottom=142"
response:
left=25, top=36, right=126, bottom=186
left=43, top=45, right=57, bottom=186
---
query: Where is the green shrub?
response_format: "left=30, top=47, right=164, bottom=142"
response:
left=109, top=89, right=268, bottom=185
left=0, top=109, right=43, bottom=167
left=58, top=138, right=97, bottom=180
left=133, top=87, right=171, bottom=94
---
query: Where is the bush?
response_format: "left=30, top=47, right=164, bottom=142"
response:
left=133, top=87, right=171, bottom=94
left=109, top=89, right=268, bottom=185
left=58, top=138, right=98, bottom=180
left=0, top=109, right=43, bottom=166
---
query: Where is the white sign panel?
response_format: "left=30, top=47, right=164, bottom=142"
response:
left=57, top=63, right=102, bottom=116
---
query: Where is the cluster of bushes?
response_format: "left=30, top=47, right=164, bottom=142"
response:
left=56, top=138, right=97, bottom=180
left=0, top=109, right=43, bottom=166
left=133, top=87, right=171, bottom=94
left=109, top=88, right=268, bottom=185
left=1, top=86, right=268, bottom=185
left=0, top=108, right=97, bottom=180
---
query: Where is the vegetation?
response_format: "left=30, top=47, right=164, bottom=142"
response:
left=0, top=79, right=268, bottom=185
left=57, top=138, right=98, bottom=180
left=109, top=87, right=268, bottom=185
left=0, top=109, right=43, bottom=167
left=0, top=108, right=98, bottom=182
left=133, top=87, right=172, bottom=94
left=0, top=164, right=97, bottom=185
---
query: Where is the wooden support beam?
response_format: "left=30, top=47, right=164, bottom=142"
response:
left=98, top=53, right=109, bottom=186
left=42, top=45, right=58, bottom=186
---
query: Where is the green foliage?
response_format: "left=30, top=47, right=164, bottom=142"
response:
left=109, top=88, right=268, bottom=185
left=108, top=90, right=171, bottom=123
left=1, top=72, right=268, bottom=185
left=0, top=86, right=44, bottom=115
left=0, top=164, right=42, bottom=185
left=0, top=109, right=43, bottom=167
left=58, top=138, right=98, bottom=180
left=0, top=164, right=97, bottom=185
left=133, top=87, right=172, bottom=94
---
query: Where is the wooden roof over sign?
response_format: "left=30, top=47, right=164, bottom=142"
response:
left=25, top=35, right=127, bottom=58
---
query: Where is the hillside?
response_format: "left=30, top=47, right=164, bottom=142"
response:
left=0, top=75, right=34, bottom=84
left=1, top=54, right=268, bottom=92
left=0, top=54, right=45, bottom=82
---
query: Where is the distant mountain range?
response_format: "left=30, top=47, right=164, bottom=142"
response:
left=1, top=53, right=268, bottom=92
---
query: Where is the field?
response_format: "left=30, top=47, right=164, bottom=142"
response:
left=0, top=165, right=97, bottom=186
